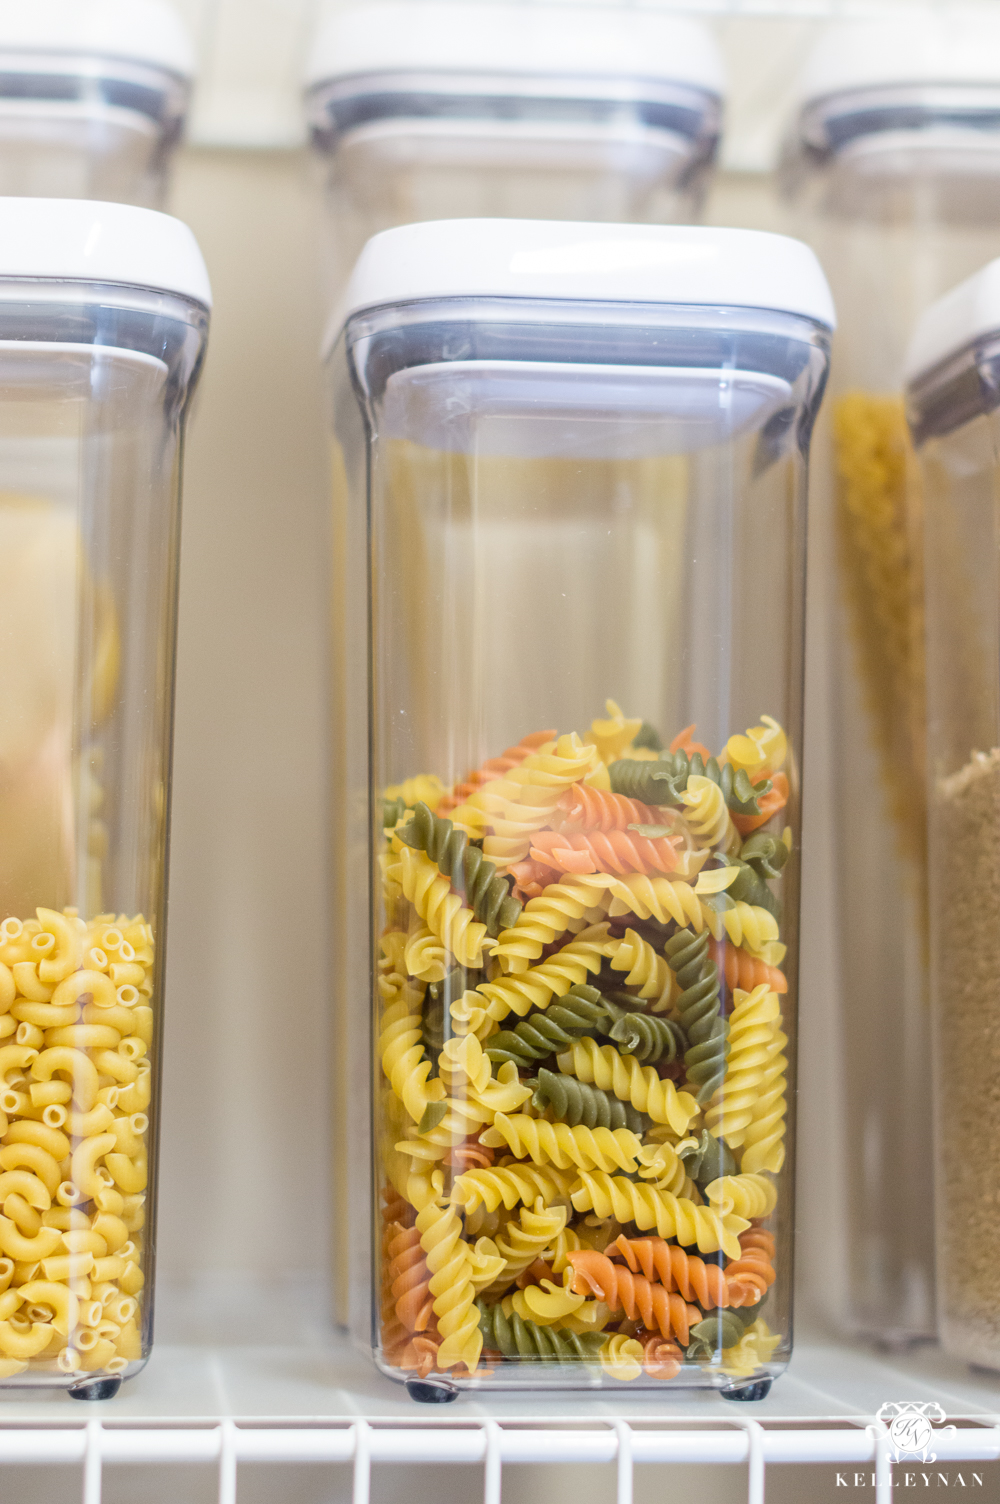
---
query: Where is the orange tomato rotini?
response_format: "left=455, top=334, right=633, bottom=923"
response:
left=567, top=1249, right=701, bottom=1343
left=528, top=827, right=680, bottom=877
left=434, top=731, right=557, bottom=816
left=558, top=784, right=664, bottom=832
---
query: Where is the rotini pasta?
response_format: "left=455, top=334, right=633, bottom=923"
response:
left=555, top=1037, right=699, bottom=1134
left=375, top=709, right=791, bottom=1384
left=477, top=927, right=613, bottom=1021
left=528, top=1067, right=644, bottom=1133
left=569, top=1172, right=748, bottom=1258
left=664, top=928, right=728, bottom=1103
left=485, top=985, right=609, bottom=1068
left=681, top=776, right=742, bottom=858
left=477, top=1299, right=606, bottom=1362
left=480, top=1114, right=643, bottom=1173
left=605, top=1001, right=684, bottom=1064
left=610, top=1234, right=730, bottom=1310
left=568, top=1250, right=700, bottom=1343
left=704, top=985, right=778, bottom=1146
left=391, top=847, right=495, bottom=968
left=416, top=1197, right=482, bottom=1372
left=450, top=1162, right=578, bottom=1216
left=487, top=1202, right=567, bottom=1294
left=434, top=731, right=556, bottom=817
left=397, top=802, right=522, bottom=937
left=528, top=827, right=680, bottom=878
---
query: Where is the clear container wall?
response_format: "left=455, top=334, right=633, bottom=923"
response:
left=0, top=284, right=206, bottom=1387
left=912, top=349, right=1000, bottom=1372
left=0, top=57, right=189, bottom=206
left=308, top=82, right=720, bottom=300
left=791, top=126, right=1000, bottom=1343
left=333, top=297, right=829, bottom=1391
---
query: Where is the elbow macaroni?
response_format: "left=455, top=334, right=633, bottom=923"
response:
left=0, top=909, right=153, bottom=1380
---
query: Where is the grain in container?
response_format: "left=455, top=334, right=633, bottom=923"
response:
left=0, top=0, right=193, bottom=206
left=0, top=198, right=209, bottom=1395
left=304, top=2, right=724, bottom=301
left=329, top=218, right=833, bottom=1398
left=780, top=15, right=1000, bottom=1345
left=906, top=261, right=1000, bottom=1372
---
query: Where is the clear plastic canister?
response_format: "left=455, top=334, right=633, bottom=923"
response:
left=0, top=0, right=193, bottom=206
left=781, top=15, right=1000, bottom=1346
left=330, top=219, right=833, bottom=1397
left=0, top=198, right=209, bottom=1393
left=305, top=2, right=724, bottom=301
left=907, top=263, right=1000, bottom=1373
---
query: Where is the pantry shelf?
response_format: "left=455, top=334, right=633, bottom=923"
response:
left=0, top=1314, right=997, bottom=1460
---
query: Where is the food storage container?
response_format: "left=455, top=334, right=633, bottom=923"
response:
left=305, top=2, right=724, bottom=301
left=329, top=218, right=833, bottom=1398
left=0, top=197, right=209, bottom=1395
left=781, top=15, right=1000, bottom=1345
left=906, top=261, right=1000, bottom=1373
left=0, top=0, right=193, bottom=207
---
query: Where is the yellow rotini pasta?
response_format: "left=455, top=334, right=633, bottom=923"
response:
left=476, top=924, right=614, bottom=1020
left=390, top=847, right=494, bottom=968
left=481, top=1114, right=644, bottom=1173
left=681, top=776, right=742, bottom=857
left=704, top=985, right=780, bottom=1146
left=487, top=1201, right=568, bottom=1293
left=740, top=1022, right=788, bottom=1175
left=556, top=1038, right=699, bottom=1135
left=569, top=1172, right=748, bottom=1259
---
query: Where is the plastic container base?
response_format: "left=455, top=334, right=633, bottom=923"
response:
left=69, top=1376, right=123, bottom=1402
left=723, top=1377, right=772, bottom=1402
left=406, top=1377, right=459, bottom=1404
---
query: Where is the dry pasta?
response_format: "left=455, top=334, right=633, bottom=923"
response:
left=374, top=707, right=790, bottom=1385
left=0, top=907, right=153, bottom=1378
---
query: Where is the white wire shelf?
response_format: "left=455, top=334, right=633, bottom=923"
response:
left=0, top=1305, right=998, bottom=1504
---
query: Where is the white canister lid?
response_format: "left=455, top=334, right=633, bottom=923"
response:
left=0, top=198, right=210, bottom=308
left=338, top=219, right=834, bottom=333
left=0, top=0, right=194, bottom=80
left=793, top=15, right=1000, bottom=111
left=905, top=258, right=1000, bottom=386
left=305, top=2, right=723, bottom=98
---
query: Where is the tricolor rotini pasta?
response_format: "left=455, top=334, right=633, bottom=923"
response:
left=374, top=707, right=792, bottom=1386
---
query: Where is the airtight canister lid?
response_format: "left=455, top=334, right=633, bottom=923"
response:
left=905, top=258, right=1000, bottom=387
left=337, top=220, right=834, bottom=333
left=0, top=0, right=195, bottom=80
left=0, top=198, right=211, bottom=308
left=794, top=16, right=1000, bottom=109
left=305, top=2, right=724, bottom=97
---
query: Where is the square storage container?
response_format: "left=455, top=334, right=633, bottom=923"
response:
left=305, top=2, right=724, bottom=301
left=328, top=219, right=833, bottom=1397
left=781, top=14, right=1000, bottom=1346
left=0, top=0, right=193, bottom=206
left=0, top=197, right=209, bottom=1394
left=906, top=262, right=1000, bottom=1374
